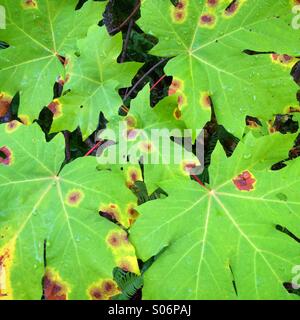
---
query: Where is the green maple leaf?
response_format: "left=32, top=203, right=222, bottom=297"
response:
left=138, top=0, right=300, bottom=138
left=130, top=132, right=300, bottom=299
left=0, top=0, right=107, bottom=123
left=50, top=25, right=142, bottom=139
left=99, top=86, right=202, bottom=193
left=0, top=122, right=139, bottom=300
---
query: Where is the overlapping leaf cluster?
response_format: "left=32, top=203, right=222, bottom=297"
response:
left=0, top=0, right=300, bottom=300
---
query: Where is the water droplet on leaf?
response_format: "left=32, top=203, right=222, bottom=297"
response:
left=243, top=153, right=252, bottom=159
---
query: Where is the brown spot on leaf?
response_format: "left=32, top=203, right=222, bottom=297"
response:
left=48, top=99, right=62, bottom=119
left=174, top=10, right=185, bottom=22
left=181, top=160, right=199, bottom=175
left=125, top=115, right=137, bottom=128
left=172, top=1, right=187, bottom=23
left=90, top=288, right=104, bottom=300
left=66, top=190, right=84, bottom=207
left=0, top=251, right=9, bottom=266
left=176, top=1, right=186, bottom=10
left=0, top=250, right=9, bottom=297
left=173, top=107, right=182, bottom=120
left=23, top=0, right=38, bottom=9
left=140, top=141, right=154, bottom=153
left=126, top=167, right=143, bottom=188
left=126, top=128, right=139, bottom=140
left=101, top=280, right=118, bottom=296
left=286, top=106, right=300, bottom=113
left=233, top=171, right=256, bottom=191
left=121, top=233, right=130, bottom=244
left=207, top=0, right=218, bottom=7
left=118, top=261, right=131, bottom=272
left=247, top=120, right=258, bottom=128
left=0, top=93, right=12, bottom=117
left=127, top=206, right=138, bottom=218
left=107, top=230, right=130, bottom=247
left=200, top=14, right=215, bottom=26
left=89, top=279, right=120, bottom=300
left=131, top=171, right=138, bottom=181
left=5, top=120, right=21, bottom=133
left=117, top=256, right=139, bottom=274
left=225, top=0, right=238, bottom=16
left=43, top=272, right=67, bottom=300
left=107, top=232, right=122, bottom=247
left=178, top=95, right=185, bottom=107
left=271, top=53, right=296, bottom=67
left=268, top=120, right=277, bottom=134
left=184, top=162, right=196, bottom=172
left=0, top=147, right=12, bottom=166
left=0, top=250, right=9, bottom=276
left=246, top=116, right=260, bottom=128
left=279, top=54, right=293, bottom=64
left=127, top=204, right=139, bottom=225
left=168, top=79, right=183, bottom=96
left=100, top=204, right=121, bottom=222
left=271, top=53, right=279, bottom=61
left=200, top=92, right=212, bottom=109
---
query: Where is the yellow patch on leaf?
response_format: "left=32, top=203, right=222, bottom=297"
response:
left=283, top=105, right=300, bottom=114
left=100, top=203, right=121, bottom=222
left=0, top=242, right=16, bottom=300
left=126, top=167, right=143, bottom=188
left=5, top=121, right=22, bottom=134
left=22, top=0, right=38, bottom=9
left=18, top=114, right=31, bottom=125
left=223, top=0, right=246, bottom=18
left=270, top=53, right=299, bottom=69
left=200, top=91, right=212, bottom=110
left=116, top=256, right=140, bottom=274
left=199, top=13, right=217, bottom=28
left=0, top=93, right=12, bottom=117
left=170, top=0, right=189, bottom=24
left=65, top=189, right=84, bottom=207
left=88, top=279, right=120, bottom=300
left=48, top=99, right=63, bottom=119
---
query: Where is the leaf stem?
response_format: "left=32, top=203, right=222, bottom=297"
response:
left=123, top=58, right=168, bottom=101
left=191, top=174, right=206, bottom=189
left=120, top=19, right=134, bottom=63
left=63, top=131, right=71, bottom=162
left=84, top=140, right=103, bottom=157
left=110, top=0, right=141, bottom=34
left=149, top=74, right=167, bottom=92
